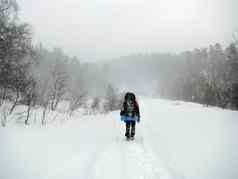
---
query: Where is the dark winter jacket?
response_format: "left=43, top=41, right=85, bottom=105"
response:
left=120, top=100, right=140, bottom=118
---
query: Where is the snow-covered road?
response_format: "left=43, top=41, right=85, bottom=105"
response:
left=90, top=122, right=172, bottom=179
left=1, top=97, right=238, bottom=179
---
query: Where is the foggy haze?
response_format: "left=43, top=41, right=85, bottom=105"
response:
left=1, top=2, right=238, bottom=179
left=18, top=0, right=237, bottom=61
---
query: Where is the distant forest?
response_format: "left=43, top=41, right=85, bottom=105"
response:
left=1, top=0, right=238, bottom=125
left=104, top=42, right=238, bottom=109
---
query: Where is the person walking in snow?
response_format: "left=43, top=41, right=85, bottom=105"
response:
left=120, top=92, right=140, bottom=141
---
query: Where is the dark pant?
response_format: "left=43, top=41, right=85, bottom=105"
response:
left=125, top=121, right=136, bottom=137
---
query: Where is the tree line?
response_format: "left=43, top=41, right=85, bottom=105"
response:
left=0, top=0, right=122, bottom=126
left=103, top=41, right=238, bottom=109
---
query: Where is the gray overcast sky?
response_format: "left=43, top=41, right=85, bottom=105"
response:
left=18, top=0, right=237, bottom=61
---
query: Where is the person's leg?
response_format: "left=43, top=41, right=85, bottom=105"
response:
left=125, top=121, right=130, bottom=137
left=131, top=121, right=136, bottom=138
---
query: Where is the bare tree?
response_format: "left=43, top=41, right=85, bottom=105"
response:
left=23, top=79, right=36, bottom=125
left=50, top=49, right=68, bottom=110
left=104, top=84, right=120, bottom=112
left=1, top=103, right=8, bottom=127
left=68, top=92, right=87, bottom=116
left=91, top=97, right=100, bottom=114
left=0, top=0, right=32, bottom=107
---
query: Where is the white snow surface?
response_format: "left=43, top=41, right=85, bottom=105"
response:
left=1, top=97, right=238, bottom=179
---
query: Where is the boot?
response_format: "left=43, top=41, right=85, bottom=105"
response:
left=125, top=122, right=130, bottom=139
left=130, top=122, right=136, bottom=139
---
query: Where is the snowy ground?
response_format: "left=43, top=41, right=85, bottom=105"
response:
left=1, top=97, right=238, bottom=179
